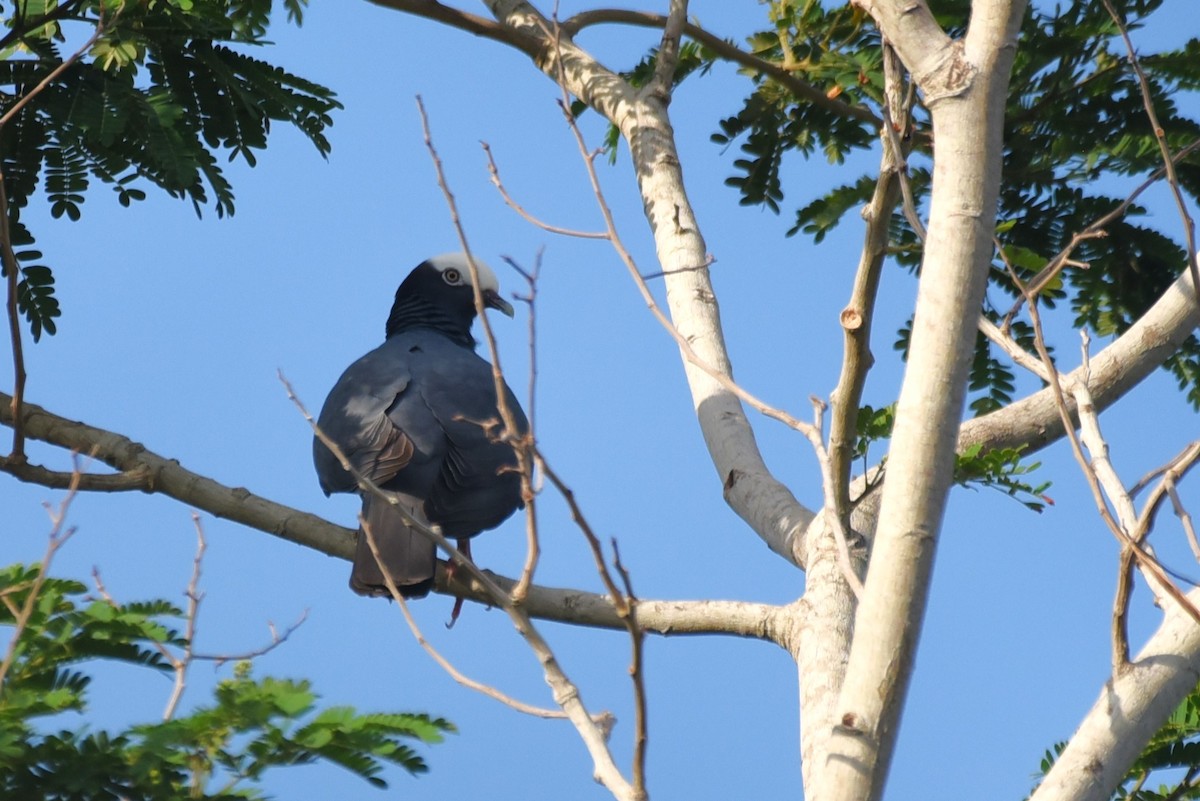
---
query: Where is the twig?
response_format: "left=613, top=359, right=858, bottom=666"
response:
left=541, top=32, right=818, bottom=441
left=507, top=252, right=545, bottom=598
left=977, top=316, right=1050, bottom=382
left=191, top=611, right=307, bottom=666
left=0, top=458, right=82, bottom=689
left=414, top=96, right=540, bottom=604
left=282, top=373, right=639, bottom=801
left=0, top=12, right=111, bottom=463
left=166, top=516, right=206, bottom=719
left=360, top=514, right=603, bottom=725
left=878, top=44, right=925, bottom=242
left=1100, top=0, right=1198, bottom=293
left=540, top=447, right=649, bottom=796
left=828, top=41, right=908, bottom=536
left=557, top=8, right=882, bottom=128
left=2, top=460, right=152, bottom=490
left=482, top=142, right=607, bottom=238
left=93, top=516, right=307, bottom=719
left=1169, top=482, right=1200, bottom=563
left=806, top=397, right=864, bottom=599
left=611, top=541, right=647, bottom=797
left=1002, top=136, right=1200, bottom=322
left=1131, top=442, right=1200, bottom=538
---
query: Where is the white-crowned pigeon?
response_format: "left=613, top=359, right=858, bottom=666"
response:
left=313, top=253, right=528, bottom=598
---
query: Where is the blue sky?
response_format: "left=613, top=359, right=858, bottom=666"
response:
left=5, top=1, right=1200, bottom=799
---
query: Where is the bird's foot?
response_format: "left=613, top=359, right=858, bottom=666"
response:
left=444, top=538, right=473, bottom=629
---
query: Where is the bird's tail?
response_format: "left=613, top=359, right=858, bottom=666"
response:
left=351, top=497, right=437, bottom=598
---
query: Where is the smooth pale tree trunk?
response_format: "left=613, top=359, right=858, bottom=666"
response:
left=814, top=2, right=1026, bottom=799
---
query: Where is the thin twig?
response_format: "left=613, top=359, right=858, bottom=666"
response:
left=828, top=41, right=908, bottom=535
left=807, top=397, right=864, bottom=599
left=1169, top=482, right=1200, bottom=563
left=360, top=514, right=602, bottom=724
left=0, top=459, right=83, bottom=689
left=1002, top=135, right=1200, bottom=322
left=508, top=253, right=545, bottom=599
left=93, top=516, right=307, bottom=719
left=540, top=29, right=817, bottom=441
left=558, top=8, right=882, bottom=127
left=611, top=541, right=647, bottom=797
left=282, top=373, right=638, bottom=801
left=414, top=97, right=541, bottom=603
left=0, top=12, right=111, bottom=463
left=166, top=516, right=206, bottom=719
left=1100, top=0, right=1198, bottom=293
left=482, top=142, right=607, bottom=238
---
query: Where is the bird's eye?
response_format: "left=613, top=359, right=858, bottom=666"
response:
left=442, top=268, right=462, bottom=285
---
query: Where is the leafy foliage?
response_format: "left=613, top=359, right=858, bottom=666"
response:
left=852, top=402, right=894, bottom=463
left=852, top=405, right=1051, bottom=511
left=954, top=443, right=1051, bottom=513
left=0, top=563, right=452, bottom=798
left=0, top=0, right=341, bottom=339
left=707, top=0, right=1200, bottom=408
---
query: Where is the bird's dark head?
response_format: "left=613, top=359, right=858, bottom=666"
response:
left=385, top=253, right=514, bottom=345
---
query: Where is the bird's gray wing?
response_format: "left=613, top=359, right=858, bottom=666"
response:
left=314, top=339, right=443, bottom=598
left=415, top=351, right=529, bottom=538
left=313, top=342, right=417, bottom=495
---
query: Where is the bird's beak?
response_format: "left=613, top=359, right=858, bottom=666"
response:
left=483, top=289, right=515, bottom=318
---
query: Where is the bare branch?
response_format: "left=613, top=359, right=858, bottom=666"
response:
left=958, top=262, right=1198, bottom=457
left=558, top=8, right=882, bottom=127
left=1, top=387, right=790, bottom=640
left=537, top=37, right=815, bottom=566
left=1100, top=0, right=1198, bottom=292
left=646, top=0, right=687, bottom=100
left=611, top=541, right=648, bottom=797
left=361, top=515, right=596, bottom=724
left=0, top=462, right=81, bottom=689
left=1030, top=585, right=1200, bottom=801
left=828, top=42, right=908, bottom=535
left=482, top=142, right=607, bottom=238
left=806, top=398, right=864, bottom=600
left=1, top=12, right=110, bottom=463
left=365, top=0, right=541, bottom=59
left=1, top=459, right=152, bottom=491
left=287, top=374, right=640, bottom=801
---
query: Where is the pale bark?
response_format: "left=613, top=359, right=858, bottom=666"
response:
left=481, top=0, right=815, bottom=566
left=817, top=3, right=1026, bottom=800
left=0, top=390, right=784, bottom=641
left=959, top=265, right=1200, bottom=455
left=1030, top=588, right=1200, bottom=801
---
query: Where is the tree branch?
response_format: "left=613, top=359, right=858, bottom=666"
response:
left=822, top=3, right=1026, bottom=799
left=828, top=43, right=907, bottom=536
left=0, top=390, right=786, bottom=642
left=1029, top=585, right=1200, bottom=801
left=559, top=8, right=882, bottom=127
left=959, top=263, right=1199, bottom=457
left=364, top=0, right=542, bottom=58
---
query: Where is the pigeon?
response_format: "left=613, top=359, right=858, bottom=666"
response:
left=313, top=253, right=528, bottom=598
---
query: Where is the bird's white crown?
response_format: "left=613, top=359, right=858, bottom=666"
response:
left=427, top=252, right=500, bottom=293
